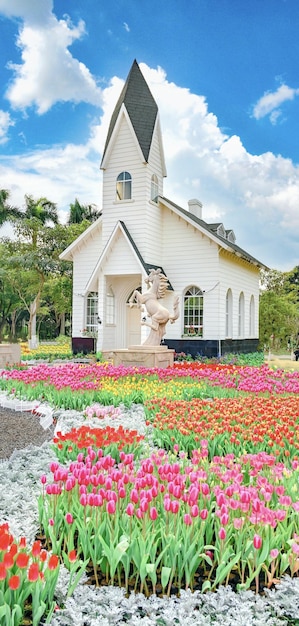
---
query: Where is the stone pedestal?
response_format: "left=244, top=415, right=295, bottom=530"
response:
left=0, top=344, right=21, bottom=368
left=103, top=346, right=174, bottom=368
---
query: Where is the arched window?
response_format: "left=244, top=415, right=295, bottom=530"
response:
left=225, top=289, right=233, bottom=337
left=249, top=295, right=255, bottom=336
left=86, top=292, right=98, bottom=334
left=238, top=292, right=245, bottom=337
left=183, top=286, right=203, bottom=337
left=151, top=174, right=159, bottom=203
left=116, top=171, right=132, bottom=200
left=106, top=286, right=115, bottom=325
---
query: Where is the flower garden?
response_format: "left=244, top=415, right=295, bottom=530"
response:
left=0, top=356, right=299, bottom=624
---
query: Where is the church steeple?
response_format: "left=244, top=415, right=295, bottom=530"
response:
left=101, top=60, right=158, bottom=165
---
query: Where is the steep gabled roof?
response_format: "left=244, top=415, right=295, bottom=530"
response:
left=59, top=215, right=102, bottom=261
left=85, top=221, right=173, bottom=293
left=101, top=60, right=158, bottom=165
left=160, top=196, right=269, bottom=270
left=120, top=221, right=173, bottom=289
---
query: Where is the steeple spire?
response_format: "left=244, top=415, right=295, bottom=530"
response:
left=101, top=60, right=158, bottom=164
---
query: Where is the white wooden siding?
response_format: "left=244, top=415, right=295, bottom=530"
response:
left=71, top=227, right=103, bottom=337
left=102, top=115, right=164, bottom=260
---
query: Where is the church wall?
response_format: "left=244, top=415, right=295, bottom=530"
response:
left=160, top=208, right=220, bottom=340
left=218, top=253, right=260, bottom=339
left=71, top=226, right=103, bottom=338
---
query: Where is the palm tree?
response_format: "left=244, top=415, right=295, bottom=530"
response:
left=67, top=198, right=101, bottom=224
left=0, top=189, right=23, bottom=226
left=6, top=194, right=59, bottom=344
left=20, top=195, right=59, bottom=248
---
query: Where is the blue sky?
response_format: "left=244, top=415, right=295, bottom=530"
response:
left=0, top=0, right=298, bottom=271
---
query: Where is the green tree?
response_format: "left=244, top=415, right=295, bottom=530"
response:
left=259, top=290, right=298, bottom=350
left=13, top=194, right=58, bottom=248
left=0, top=189, right=23, bottom=226
left=0, top=242, right=23, bottom=341
left=67, top=198, right=101, bottom=224
left=3, top=195, right=59, bottom=344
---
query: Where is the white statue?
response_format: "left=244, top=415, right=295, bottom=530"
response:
left=129, top=268, right=179, bottom=346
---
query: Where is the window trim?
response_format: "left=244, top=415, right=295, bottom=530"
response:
left=151, top=174, right=159, bottom=203
left=249, top=295, right=255, bottom=337
left=183, top=286, right=204, bottom=338
left=106, top=286, right=115, bottom=325
left=116, top=171, right=132, bottom=201
left=85, top=291, right=98, bottom=335
left=225, top=288, right=233, bottom=338
left=238, top=291, right=245, bottom=337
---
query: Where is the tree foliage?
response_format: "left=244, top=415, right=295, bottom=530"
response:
left=259, top=268, right=299, bottom=350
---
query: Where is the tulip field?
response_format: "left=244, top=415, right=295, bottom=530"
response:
left=0, top=357, right=299, bottom=624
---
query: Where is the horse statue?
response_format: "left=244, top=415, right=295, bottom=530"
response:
left=129, top=268, right=179, bottom=346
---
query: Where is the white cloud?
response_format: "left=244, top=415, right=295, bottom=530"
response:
left=0, top=0, right=53, bottom=22
left=123, top=22, right=130, bottom=32
left=252, top=84, right=299, bottom=123
left=0, top=143, right=102, bottom=224
left=0, top=110, right=14, bottom=143
left=1, top=62, right=299, bottom=270
left=1, top=0, right=102, bottom=113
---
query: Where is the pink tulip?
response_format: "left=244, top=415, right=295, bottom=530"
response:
left=220, top=513, right=229, bottom=526
left=200, top=508, right=208, bottom=520
left=270, top=549, right=279, bottom=559
left=191, top=504, right=199, bottom=518
left=164, top=497, right=171, bottom=512
left=183, top=513, right=192, bottom=526
left=253, top=534, right=262, bottom=549
left=170, top=500, right=180, bottom=514
left=140, top=498, right=149, bottom=513
left=106, top=500, right=116, bottom=514
left=79, top=494, right=87, bottom=506
left=218, top=527, right=226, bottom=541
left=65, top=513, right=73, bottom=524
left=233, top=518, right=244, bottom=529
left=149, top=507, right=158, bottom=521
left=126, top=503, right=134, bottom=516
left=201, top=483, right=210, bottom=496
left=130, top=489, right=139, bottom=504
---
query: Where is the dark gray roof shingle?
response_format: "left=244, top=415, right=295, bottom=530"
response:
left=101, top=60, right=158, bottom=164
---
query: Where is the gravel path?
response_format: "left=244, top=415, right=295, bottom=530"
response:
left=0, top=407, right=55, bottom=460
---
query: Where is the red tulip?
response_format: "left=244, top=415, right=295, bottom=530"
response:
left=16, top=552, right=29, bottom=569
left=8, top=575, right=20, bottom=590
left=48, top=554, right=59, bottom=570
left=68, top=550, right=77, bottom=562
left=0, top=563, right=6, bottom=580
left=28, top=563, right=39, bottom=582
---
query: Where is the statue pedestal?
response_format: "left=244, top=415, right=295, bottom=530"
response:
left=0, top=344, right=21, bottom=368
left=103, top=346, right=174, bottom=369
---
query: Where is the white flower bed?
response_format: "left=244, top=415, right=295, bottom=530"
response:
left=0, top=400, right=298, bottom=625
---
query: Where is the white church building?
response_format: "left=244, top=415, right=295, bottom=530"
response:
left=60, top=60, right=267, bottom=358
